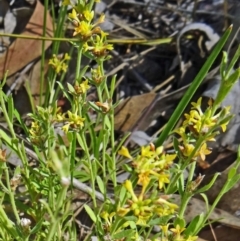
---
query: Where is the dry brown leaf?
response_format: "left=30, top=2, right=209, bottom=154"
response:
left=114, top=83, right=197, bottom=132
left=0, top=0, right=53, bottom=79
left=114, top=92, right=156, bottom=132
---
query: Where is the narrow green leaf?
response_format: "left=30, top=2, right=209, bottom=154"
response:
left=7, top=95, right=14, bottom=123
left=57, top=81, right=71, bottom=102
left=112, top=229, right=134, bottom=239
left=195, top=172, right=220, bottom=194
left=228, top=167, right=236, bottom=180
left=220, top=51, right=228, bottom=79
left=84, top=204, right=97, bottom=223
left=226, top=44, right=240, bottom=77
left=119, top=185, right=127, bottom=204
left=177, top=174, right=185, bottom=196
left=199, top=193, right=209, bottom=211
left=110, top=75, right=117, bottom=98
left=79, top=65, right=89, bottom=79
left=223, top=174, right=240, bottom=194
left=96, top=175, right=105, bottom=194
left=67, top=82, right=75, bottom=93
left=226, top=67, right=240, bottom=86
left=184, top=213, right=205, bottom=236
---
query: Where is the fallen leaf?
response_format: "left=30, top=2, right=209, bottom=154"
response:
left=114, top=92, right=156, bottom=132
left=0, top=0, right=53, bottom=80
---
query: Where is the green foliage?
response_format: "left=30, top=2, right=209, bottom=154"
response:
left=0, top=1, right=239, bottom=241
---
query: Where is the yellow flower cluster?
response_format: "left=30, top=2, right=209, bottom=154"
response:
left=183, top=97, right=229, bottom=135
left=117, top=180, right=178, bottom=226
left=29, top=121, right=46, bottom=146
left=155, top=224, right=198, bottom=241
left=119, top=144, right=176, bottom=189
left=56, top=110, right=85, bottom=133
left=117, top=144, right=178, bottom=226
left=174, top=97, right=231, bottom=163
left=64, top=1, right=113, bottom=58
left=48, top=53, right=71, bottom=74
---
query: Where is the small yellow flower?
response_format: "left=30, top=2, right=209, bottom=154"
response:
left=141, top=145, right=154, bottom=157
left=62, top=123, right=71, bottom=133
left=84, top=31, right=113, bottom=57
left=97, top=14, right=105, bottom=24
left=83, top=10, right=94, bottom=21
left=48, top=53, right=70, bottom=74
left=67, top=111, right=85, bottom=128
left=124, top=180, right=138, bottom=202
left=198, top=142, right=211, bottom=161
left=180, top=143, right=195, bottom=157
left=74, top=80, right=90, bottom=95
left=161, top=224, right=170, bottom=236
left=68, top=8, right=79, bottom=23
left=157, top=172, right=170, bottom=189
left=191, top=97, right=203, bottom=114
left=138, top=172, right=150, bottom=187
left=118, top=146, right=133, bottom=159
left=156, top=198, right=178, bottom=211
left=117, top=207, right=131, bottom=217
left=170, top=224, right=186, bottom=235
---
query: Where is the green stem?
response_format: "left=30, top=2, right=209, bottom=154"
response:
left=194, top=178, right=232, bottom=235
left=88, top=0, right=96, bottom=10
left=101, top=115, right=107, bottom=191
left=166, top=137, right=204, bottom=193
left=0, top=93, right=16, bottom=139
left=0, top=204, right=18, bottom=237
left=46, top=185, right=68, bottom=241
left=4, top=164, right=21, bottom=224
left=40, top=0, right=49, bottom=106
left=79, top=132, right=97, bottom=208
left=110, top=111, right=117, bottom=187
left=178, top=162, right=196, bottom=218
left=75, top=43, right=83, bottom=81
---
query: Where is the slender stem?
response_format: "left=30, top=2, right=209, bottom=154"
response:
left=75, top=43, right=83, bottom=81
left=110, top=110, right=117, bottom=187
left=4, top=164, right=21, bottom=224
left=79, top=132, right=97, bottom=208
left=0, top=32, right=172, bottom=45
left=40, top=0, right=49, bottom=105
left=178, top=162, right=196, bottom=218
left=0, top=93, right=16, bottom=139
left=166, top=137, right=204, bottom=193
left=0, top=204, right=18, bottom=237
left=194, top=179, right=230, bottom=235
left=101, top=114, right=107, bottom=193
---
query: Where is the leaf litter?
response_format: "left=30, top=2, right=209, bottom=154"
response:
left=0, top=0, right=240, bottom=240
